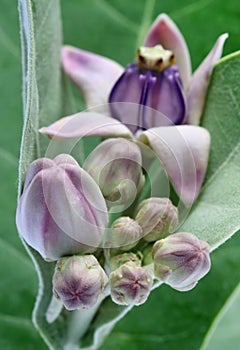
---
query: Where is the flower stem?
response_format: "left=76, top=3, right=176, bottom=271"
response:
left=64, top=294, right=108, bottom=349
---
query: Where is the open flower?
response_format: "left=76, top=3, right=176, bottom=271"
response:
left=40, top=14, right=227, bottom=204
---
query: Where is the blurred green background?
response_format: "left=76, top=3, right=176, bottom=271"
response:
left=1, top=0, right=240, bottom=349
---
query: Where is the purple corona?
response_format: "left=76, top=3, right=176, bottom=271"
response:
left=109, top=45, right=186, bottom=132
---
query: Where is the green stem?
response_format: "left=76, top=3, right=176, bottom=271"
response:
left=64, top=293, right=109, bottom=350
left=45, top=295, right=63, bottom=323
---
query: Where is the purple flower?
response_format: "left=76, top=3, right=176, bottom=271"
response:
left=39, top=14, right=227, bottom=204
left=109, top=50, right=186, bottom=133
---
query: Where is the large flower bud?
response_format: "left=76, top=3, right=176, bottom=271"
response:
left=104, top=217, right=143, bottom=250
left=152, top=232, right=211, bottom=291
left=135, top=198, right=178, bottom=242
left=109, top=262, right=153, bottom=305
left=53, top=255, right=108, bottom=310
left=84, top=138, right=144, bottom=209
left=16, top=154, right=108, bottom=260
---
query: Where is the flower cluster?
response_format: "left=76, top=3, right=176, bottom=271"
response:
left=16, top=13, right=225, bottom=310
left=16, top=151, right=210, bottom=308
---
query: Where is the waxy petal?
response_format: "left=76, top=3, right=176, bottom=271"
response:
left=187, top=33, right=228, bottom=125
left=40, top=112, right=133, bottom=139
left=153, top=232, right=211, bottom=291
left=53, top=255, right=108, bottom=310
left=16, top=155, right=109, bottom=260
left=109, top=64, right=186, bottom=131
left=147, top=66, right=186, bottom=126
left=62, top=45, right=124, bottom=108
left=144, top=14, right=191, bottom=90
left=138, top=125, right=210, bottom=204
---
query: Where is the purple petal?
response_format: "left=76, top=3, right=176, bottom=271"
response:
left=138, top=125, right=210, bottom=204
left=39, top=112, right=133, bottom=139
left=62, top=46, right=124, bottom=108
left=144, top=14, right=191, bottom=90
left=109, top=64, right=186, bottom=132
left=187, top=34, right=228, bottom=125
left=146, top=66, right=186, bottom=126
left=109, top=64, right=145, bottom=133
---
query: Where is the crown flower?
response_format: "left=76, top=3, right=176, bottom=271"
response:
left=39, top=14, right=227, bottom=204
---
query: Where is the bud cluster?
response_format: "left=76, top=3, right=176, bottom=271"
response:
left=16, top=138, right=211, bottom=311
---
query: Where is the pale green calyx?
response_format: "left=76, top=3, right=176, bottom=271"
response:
left=109, top=252, right=142, bottom=271
left=137, top=45, right=175, bottom=71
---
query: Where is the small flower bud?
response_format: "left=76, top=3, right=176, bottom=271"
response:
left=152, top=232, right=211, bottom=291
left=109, top=262, right=153, bottom=305
left=135, top=198, right=178, bottom=242
left=53, top=255, right=108, bottom=310
left=84, top=138, right=144, bottom=209
left=109, top=252, right=141, bottom=271
left=104, top=217, right=143, bottom=250
left=16, top=154, right=108, bottom=260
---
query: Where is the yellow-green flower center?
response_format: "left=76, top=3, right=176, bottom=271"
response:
left=137, top=45, right=175, bottom=71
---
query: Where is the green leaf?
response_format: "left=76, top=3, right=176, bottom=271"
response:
left=0, top=238, right=47, bottom=350
left=18, top=0, right=74, bottom=190
left=180, top=52, right=240, bottom=250
left=200, top=279, right=240, bottom=350
left=0, top=2, right=46, bottom=342
left=17, top=0, right=74, bottom=349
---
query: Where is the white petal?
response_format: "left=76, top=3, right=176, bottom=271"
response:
left=40, top=112, right=133, bottom=139
left=138, top=125, right=210, bottom=204
left=62, top=46, right=124, bottom=108
left=187, top=34, right=228, bottom=125
left=144, top=14, right=192, bottom=90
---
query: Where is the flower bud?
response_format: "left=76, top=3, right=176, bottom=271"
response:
left=152, top=232, right=211, bottom=291
left=16, top=154, right=108, bottom=260
left=53, top=255, right=108, bottom=310
left=109, top=262, right=153, bottom=305
left=104, top=217, right=143, bottom=250
left=135, top=198, right=178, bottom=242
left=109, top=252, right=141, bottom=271
left=84, top=138, right=144, bottom=209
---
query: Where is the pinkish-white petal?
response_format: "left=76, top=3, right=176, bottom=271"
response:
left=187, top=34, right=228, bottom=125
left=144, top=14, right=191, bottom=90
left=62, top=45, right=124, bottom=108
left=39, top=112, right=133, bottom=139
left=138, top=125, right=210, bottom=204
